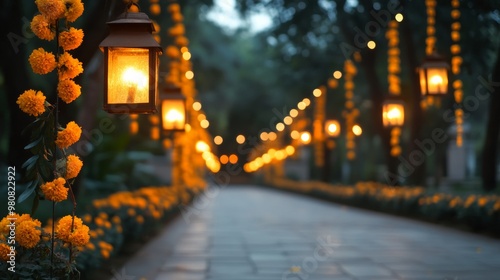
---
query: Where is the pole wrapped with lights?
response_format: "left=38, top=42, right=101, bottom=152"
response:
left=451, top=0, right=463, bottom=147
left=99, top=7, right=162, bottom=114
left=313, top=86, right=326, bottom=167
left=342, top=60, right=359, bottom=160
left=385, top=18, right=404, bottom=157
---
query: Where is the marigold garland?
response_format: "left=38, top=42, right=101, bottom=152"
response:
left=343, top=60, right=358, bottom=160
left=386, top=19, right=402, bottom=157
left=57, top=78, right=81, bottom=103
left=17, top=89, right=46, bottom=117
left=56, top=121, right=82, bottom=149
left=29, top=47, right=57, bottom=74
left=451, top=0, right=463, bottom=147
left=59, top=27, right=84, bottom=51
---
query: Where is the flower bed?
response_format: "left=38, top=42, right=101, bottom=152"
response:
left=269, top=178, right=500, bottom=235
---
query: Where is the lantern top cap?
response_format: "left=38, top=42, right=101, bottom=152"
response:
left=161, top=86, right=186, bottom=100
left=99, top=11, right=162, bottom=50
left=107, top=11, right=155, bottom=30
left=383, top=97, right=404, bottom=105
left=420, top=51, right=450, bottom=69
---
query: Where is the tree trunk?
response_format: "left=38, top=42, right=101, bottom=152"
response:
left=400, top=9, right=426, bottom=186
left=1, top=0, right=32, bottom=170
left=481, top=47, right=500, bottom=192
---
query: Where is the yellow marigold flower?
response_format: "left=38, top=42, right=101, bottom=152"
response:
left=59, top=27, right=83, bottom=50
left=17, top=220, right=42, bottom=249
left=29, top=48, right=56, bottom=74
left=31, top=14, right=54, bottom=40
left=36, top=0, right=65, bottom=21
left=56, top=121, right=82, bottom=149
left=0, top=243, right=13, bottom=262
left=17, top=89, right=46, bottom=117
left=85, top=242, right=95, bottom=250
left=136, top=215, right=144, bottom=224
left=58, top=52, right=83, bottom=80
left=101, top=249, right=110, bottom=259
left=58, top=79, right=81, bottom=104
left=41, top=177, right=67, bottom=202
left=64, top=0, right=84, bottom=22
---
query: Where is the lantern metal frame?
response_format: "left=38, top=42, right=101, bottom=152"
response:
left=418, top=52, right=450, bottom=97
left=382, top=98, right=405, bottom=128
left=99, top=11, right=162, bottom=114
left=160, top=86, right=187, bottom=132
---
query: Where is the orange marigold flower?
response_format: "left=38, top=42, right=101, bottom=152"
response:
left=56, top=215, right=89, bottom=245
left=168, top=3, right=180, bottom=14
left=171, top=12, right=183, bottom=23
left=0, top=243, right=12, bottom=262
left=66, top=154, right=83, bottom=179
left=68, top=224, right=90, bottom=246
left=17, top=89, right=46, bottom=117
left=29, top=48, right=56, bottom=74
left=57, top=79, right=81, bottom=104
left=41, top=177, right=67, bottom=202
left=36, top=0, right=65, bottom=21
left=59, top=27, right=84, bottom=51
left=64, top=0, right=84, bottom=22
left=56, top=121, right=82, bottom=149
left=58, top=52, right=83, bottom=80
left=17, top=219, right=42, bottom=249
left=31, top=14, right=54, bottom=40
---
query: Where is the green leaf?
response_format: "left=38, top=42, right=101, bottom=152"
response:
left=18, top=181, right=37, bottom=203
left=24, top=137, right=42, bottom=150
left=22, top=154, right=39, bottom=169
left=38, top=160, right=53, bottom=182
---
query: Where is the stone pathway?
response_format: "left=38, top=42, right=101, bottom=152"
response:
left=120, top=185, right=500, bottom=280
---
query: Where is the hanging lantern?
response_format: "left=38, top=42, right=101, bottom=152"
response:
left=161, top=86, right=186, bottom=131
left=99, top=10, right=162, bottom=114
left=418, top=52, right=449, bottom=96
left=324, top=120, right=340, bottom=138
left=382, top=99, right=405, bottom=127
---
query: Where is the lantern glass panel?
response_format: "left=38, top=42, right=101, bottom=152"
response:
left=383, top=103, right=404, bottom=127
left=108, top=47, right=150, bottom=104
left=419, top=67, right=448, bottom=95
left=162, top=99, right=185, bottom=130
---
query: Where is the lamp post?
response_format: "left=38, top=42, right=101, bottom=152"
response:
left=99, top=10, right=162, bottom=114
left=323, top=120, right=340, bottom=182
left=418, top=52, right=449, bottom=97
left=160, top=85, right=187, bottom=187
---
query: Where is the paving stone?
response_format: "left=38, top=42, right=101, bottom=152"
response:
left=118, top=186, right=500, bottom=280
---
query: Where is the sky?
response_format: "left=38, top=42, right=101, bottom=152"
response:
left=206, top=0, right=273, bottom=33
